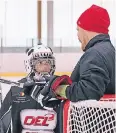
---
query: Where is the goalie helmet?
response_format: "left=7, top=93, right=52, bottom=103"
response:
left=24, top=44, right=55, bottom=76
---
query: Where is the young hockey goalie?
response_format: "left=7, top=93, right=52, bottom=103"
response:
left=0, top=44, right=65, bottom=133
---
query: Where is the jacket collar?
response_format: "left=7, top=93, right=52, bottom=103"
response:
left=84, top=34, right=111, bottom=51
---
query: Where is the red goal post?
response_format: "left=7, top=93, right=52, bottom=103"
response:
left=63, top=94, right=116, bottom=133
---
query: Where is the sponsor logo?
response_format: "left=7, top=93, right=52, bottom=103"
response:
left=20, top=109, right=57, bottom=130
left=20, top=92, right=25, bottom=96
left=12, top=92, right=30, bottom=103
left=24, top=114, right=55, bottom=126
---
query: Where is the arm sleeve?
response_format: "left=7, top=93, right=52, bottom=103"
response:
left=66, top=50, right=110, bottom=102
left=0, top=89, right=12, bottom=133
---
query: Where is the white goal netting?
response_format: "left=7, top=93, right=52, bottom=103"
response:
left=67, top=96, right=116, bottom=133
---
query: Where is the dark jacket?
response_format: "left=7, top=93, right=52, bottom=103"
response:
left=66, top=34, right=115, bottom=102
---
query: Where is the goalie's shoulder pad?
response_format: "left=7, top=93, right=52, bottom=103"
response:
left=10, top=78, right=27, bottom=94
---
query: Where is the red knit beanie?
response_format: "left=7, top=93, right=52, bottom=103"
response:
left=77, top=5, right=110, bottom=34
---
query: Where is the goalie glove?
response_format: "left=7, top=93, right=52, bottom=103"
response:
left=38, top=75, right=72, bottom=106
left=23, top=79, right=46, bottom=100
left=23, top=80, right=35, bottom=95
left=23, top=77, right=61, bottom=110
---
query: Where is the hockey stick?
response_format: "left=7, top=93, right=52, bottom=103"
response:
left=0, top=78, right=24, bottom=88
left=0, top=78, right=47, bottom=87
left=0, top=77, right=54, bottom=110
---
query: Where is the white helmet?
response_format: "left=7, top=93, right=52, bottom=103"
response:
left=24, top=44, right=55, bottom=76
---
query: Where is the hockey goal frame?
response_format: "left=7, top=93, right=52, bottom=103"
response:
left=63, top=94, right=116, bottom=133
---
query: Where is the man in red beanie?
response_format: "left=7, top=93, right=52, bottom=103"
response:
left=77, top=4, right=110, bottom=50
left=30, top=5, right=115, bottom=103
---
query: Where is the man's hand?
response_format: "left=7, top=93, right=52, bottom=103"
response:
left=38, top=75, right=72, bottom=106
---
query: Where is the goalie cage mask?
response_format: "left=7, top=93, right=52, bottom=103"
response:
left=24, top=44, right=56, bottom=75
